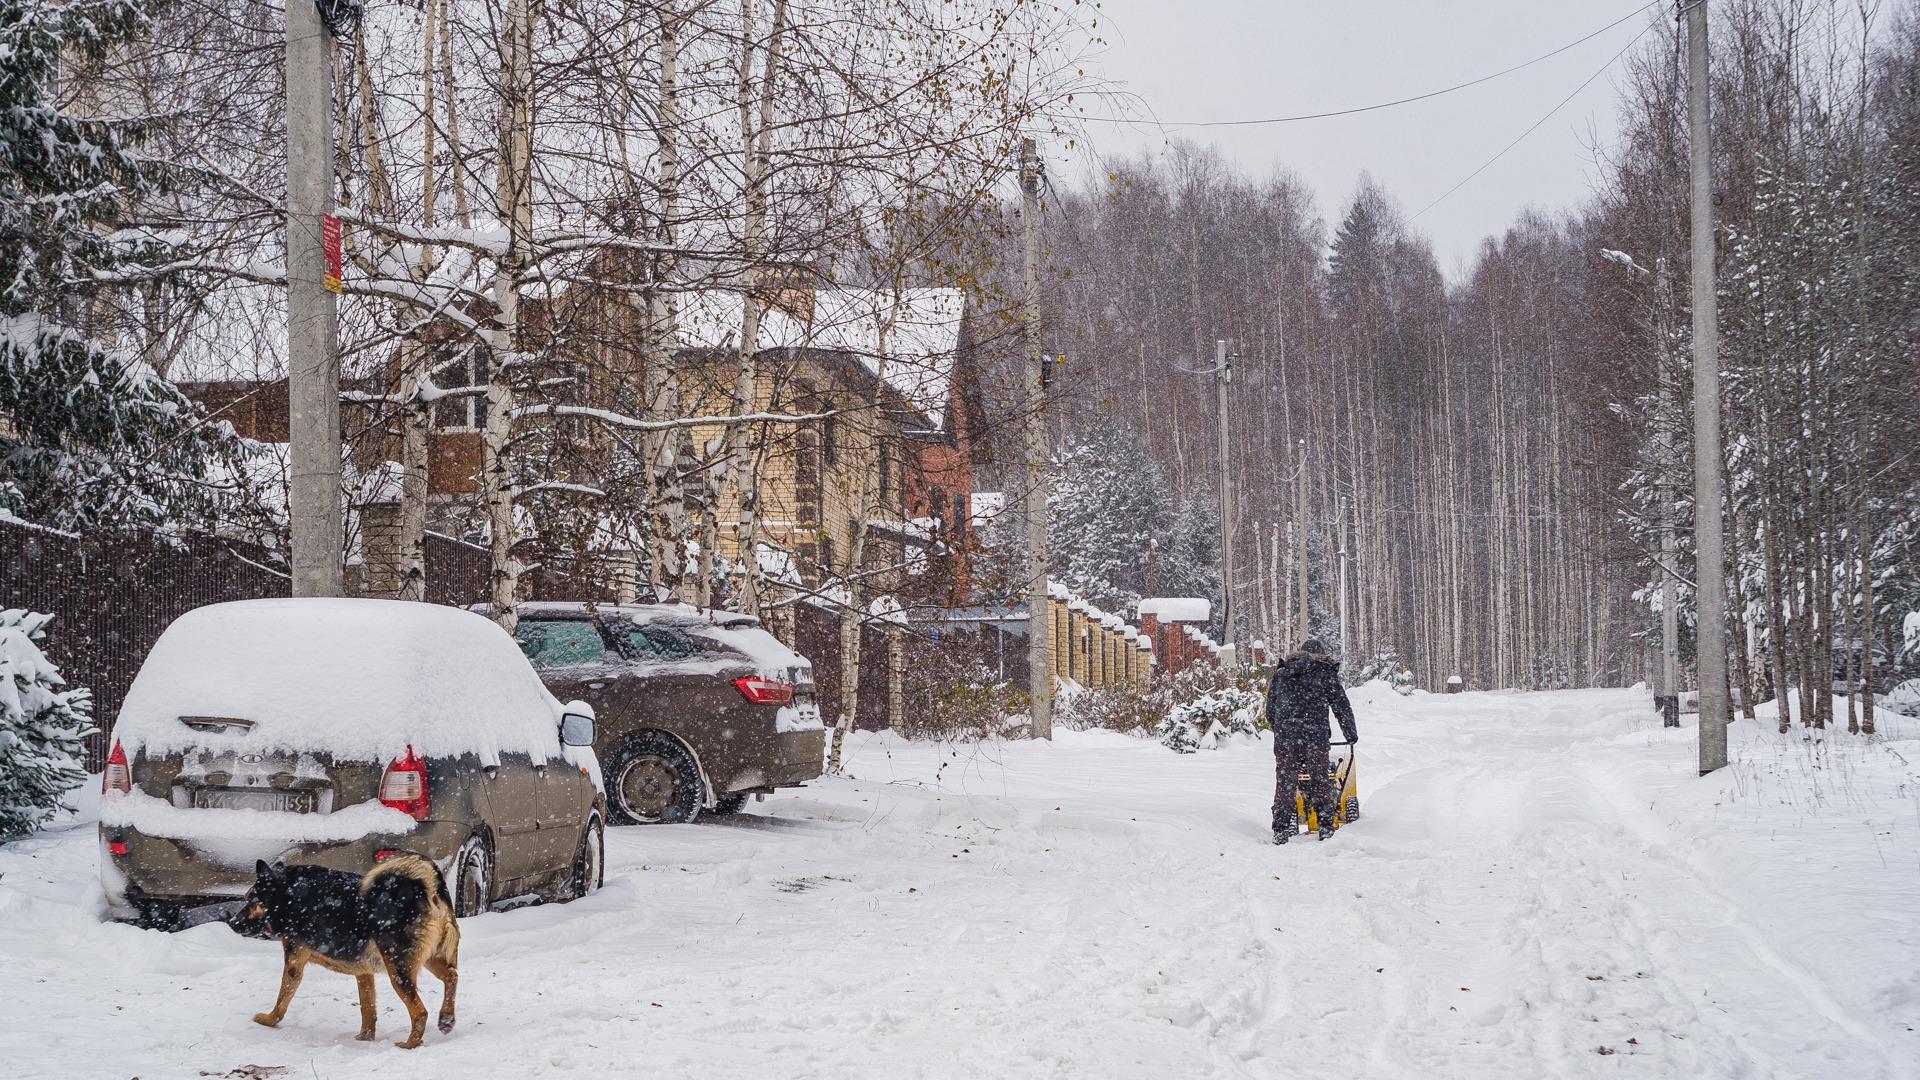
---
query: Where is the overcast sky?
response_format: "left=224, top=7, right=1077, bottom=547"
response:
left=1067, top=1, right=1663, bottom=277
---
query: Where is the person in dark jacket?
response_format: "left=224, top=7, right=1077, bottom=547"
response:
left=1267, top=638, right=1357, bottom=844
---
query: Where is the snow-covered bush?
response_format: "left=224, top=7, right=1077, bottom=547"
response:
left=0, top=610, right=95, bottom=841
left=1347, top=644, right=1404, bottom=688
left=1390, top=666, right=1417, bottom=696
left=897, top=643, right=1029, bottom=741
left=1057, top=678, right=1171, bottom=735
left=1155, top=682, right=1263, bottom=753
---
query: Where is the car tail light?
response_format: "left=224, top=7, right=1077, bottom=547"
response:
left=734, top=676, right=794, bottom=706
left=103, top=740, right=132, bottom=797
left=375, top=848, right=399, bottom=861
left=379, top=746, right=430, bottom=820
left=107, top=840, right=128, bottom=856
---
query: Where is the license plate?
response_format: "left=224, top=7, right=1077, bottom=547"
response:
left=191, top=788, right=317, bottom=814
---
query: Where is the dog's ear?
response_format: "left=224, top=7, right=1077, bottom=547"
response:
left=255, top=859, right=285, bottom=881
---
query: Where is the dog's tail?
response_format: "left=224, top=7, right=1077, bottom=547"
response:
left=364, top=851, right=454, bottom=912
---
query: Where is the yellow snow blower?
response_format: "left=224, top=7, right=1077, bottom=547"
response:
left=1295, top=740, right=1360, bottom=835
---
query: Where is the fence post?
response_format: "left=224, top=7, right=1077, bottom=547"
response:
left=361, top=501, right=403, bottom=598
left=888, top=626, right=905, bottom=734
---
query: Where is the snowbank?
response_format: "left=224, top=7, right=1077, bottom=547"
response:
left=114, top=599, right=568, bottom=766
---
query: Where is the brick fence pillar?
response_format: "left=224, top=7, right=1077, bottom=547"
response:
left=360, top=501, right=403, bottom=598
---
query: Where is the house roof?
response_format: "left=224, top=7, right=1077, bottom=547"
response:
left=676, top=288, right=964, bottom=429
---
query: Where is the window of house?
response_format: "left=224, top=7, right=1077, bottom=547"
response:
left=878, top=445, right=893, bottom=507
left=514, top=619, right=606, bottom=669
left=432, top=349, right=491, bottom=431
left=821, top=416, right=839, bottom=465
left=952, top=493, right=968, bottom=543
left=818, top=535, right=837, bottom=575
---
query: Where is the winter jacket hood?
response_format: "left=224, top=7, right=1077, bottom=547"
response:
left=1266, top=652, right=1358, bottom=744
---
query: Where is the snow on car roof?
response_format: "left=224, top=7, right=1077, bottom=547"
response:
left=115, top=599, right=565, bottom=766
left=511, top=600, right=760, bottom=628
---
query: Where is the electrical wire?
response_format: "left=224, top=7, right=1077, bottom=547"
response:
left=1073, top=2, right=1660, bottom=130
left=1408, top=20, right=1657, bottom=222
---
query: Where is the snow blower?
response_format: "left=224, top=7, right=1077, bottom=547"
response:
left=1295, top=739, right=1360, bottom=835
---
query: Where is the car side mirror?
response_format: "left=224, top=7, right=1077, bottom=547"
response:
left=559, top=702, right=596, bottom=747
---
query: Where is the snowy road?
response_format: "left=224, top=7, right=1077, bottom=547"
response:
left=3, top=687, right=1916, bottom=1079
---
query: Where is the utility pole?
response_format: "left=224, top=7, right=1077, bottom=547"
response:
left=1019, top=137, right=1053, bottom=740
left=1655, top=256, right=1682, bottom=727
left=1215, top=339, right=1236, bottom=665
left=286, top=0, right=342, bottom=597
left=1687, top=0, right=1730, bottom=773
left=1295, top=440, right=1309, bottom=646
left=1337, top=494, right=1350, bottom=665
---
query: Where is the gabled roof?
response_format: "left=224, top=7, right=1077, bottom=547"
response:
left=675, top=287, right=964, bottom=429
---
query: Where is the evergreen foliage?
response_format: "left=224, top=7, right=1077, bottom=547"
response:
left=0, top=0, right=247, bottom=533
left=0, top=610, right=95, bottom=841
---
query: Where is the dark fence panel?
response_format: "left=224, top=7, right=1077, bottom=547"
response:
left=3, top=521, right=608, bottom=770
left=2, top=519, right=290, bottom=768
left=792, top=602, right=892, bottom=731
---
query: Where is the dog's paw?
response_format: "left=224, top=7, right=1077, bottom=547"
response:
left=394, top=1038, right=422, bottom=1050
left=356, top=1029, right=377, bottom=1042
left=252, top=1013, right=282, bottom=1028
left=437, top=1014, right=455, bottom=1033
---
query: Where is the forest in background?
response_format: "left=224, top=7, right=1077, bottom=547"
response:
left=1007, top=0, right=1920, bottom=706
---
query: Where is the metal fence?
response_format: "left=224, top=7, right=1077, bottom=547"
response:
left=1, top=519, right=608, bottom=770
left=2, top=519, right=291, bottom=769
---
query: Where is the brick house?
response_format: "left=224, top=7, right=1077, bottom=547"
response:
left=181, top=276, right=981, bottom=604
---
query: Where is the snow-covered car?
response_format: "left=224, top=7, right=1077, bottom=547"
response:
left=99, top=599, right=605, bottom=929
left=506, top=602, right=825, bottom=825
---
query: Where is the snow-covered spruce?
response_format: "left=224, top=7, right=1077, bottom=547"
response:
left=0, top=610, right=95, bottom=841
left=0, top=0, right=249, bottom=534
left=1155, top=685, right=1263, bottom=753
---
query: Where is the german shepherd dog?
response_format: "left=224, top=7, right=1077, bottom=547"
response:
left=239, top=854, right=461, bottom=1049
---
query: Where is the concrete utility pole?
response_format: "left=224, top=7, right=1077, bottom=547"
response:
left=1337, top=494, right=1350, bottom=665
left=1294, top=440, right=1309, bottom=645
left=1214, top=339, right=1236, bottom=664
left=286, top=0, right=343, bottom=597
left=1687, top=0, right=1730, bottom=773
left=1019, top=137, right=1053, bottom=740
left=1655, top=257, right=1683, bottom=727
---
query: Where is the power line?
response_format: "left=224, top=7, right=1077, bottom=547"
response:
left=1074, top=2, right=1659, bottom=130
left=1409, top=20, right=1656, bottom=222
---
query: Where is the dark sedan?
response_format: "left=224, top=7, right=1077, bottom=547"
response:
left=508, top=602, right=827, bottom=824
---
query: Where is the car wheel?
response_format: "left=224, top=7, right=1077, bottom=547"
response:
left=452, top=834, right=492, bottom=918
left=1344, top=795, right=1361, bottom=822
left=565, top=814, right=604, bottom=900
left=710, top=792, right=750, bottom=816
left=607, top=733, right=703, bottom=825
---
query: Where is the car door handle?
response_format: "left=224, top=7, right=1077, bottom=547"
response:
left=588, top=681, right=606, bottom=690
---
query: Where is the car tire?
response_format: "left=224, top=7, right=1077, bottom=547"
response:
left=451, top=833, right=493, bottom=918
left=606, top=733, right=704, bottom=825
left=564, top=813, right=604, bottom=900
left=1344, top=795, right=1361, bottom=822
left=710, top=792, right=750, bottom=816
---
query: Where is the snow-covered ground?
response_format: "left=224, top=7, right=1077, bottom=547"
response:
left=2, top=687, right=1916, bottom=1079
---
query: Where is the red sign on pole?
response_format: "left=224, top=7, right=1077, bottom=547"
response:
left=322, top=214, right=342, bottom=293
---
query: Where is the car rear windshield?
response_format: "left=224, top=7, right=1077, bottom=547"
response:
left=620, top=621, right=699, bottom=661
left=516, top=619, right=608, bottom=669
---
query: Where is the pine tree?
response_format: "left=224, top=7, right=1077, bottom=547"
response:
left=1046, top=425, right=1175, bottom=611
left=0, top=610, right=95, bottom=840
left=0, top=0, right=247, bottom=533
